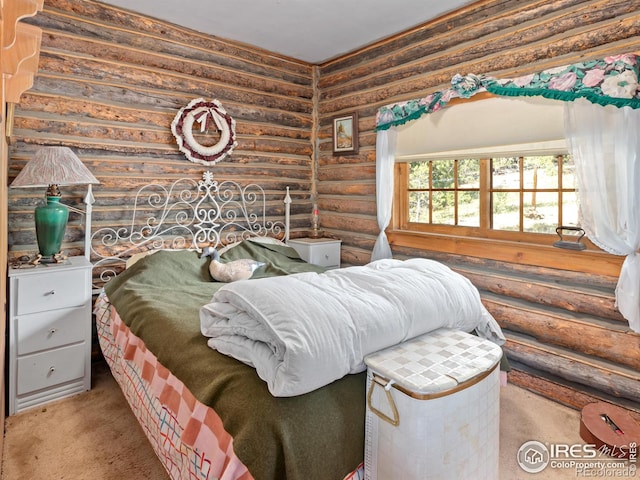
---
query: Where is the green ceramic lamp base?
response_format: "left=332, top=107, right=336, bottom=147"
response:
left=34, top=195, right=69, bottom=261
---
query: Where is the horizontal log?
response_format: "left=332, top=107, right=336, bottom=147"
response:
left=319, top=17, right=640, bottom=114
left=321, top=0, right=583, bottom=75
left=16, top=116, right=174, bottom=146
left=316, top=181, right=375, bottom=196
left=68, top=159, right=312, bottom=177
left=36, top=53, right=313, bottom=114
left=17, top=95, right=313, bottom=140
left=393, top=246, right=620, bottom=290
left=505, top=334, right=640, bottom=403
left=9, top=145, right=311, bottom=181
left=36, top=0, right=312, bottom=75
left=9, top=223, right=88, bottom=247
left=507, top=368, right=640, bottom=415
left=320, top=0, right=633, bottom=97
left=319, top=196, right=376, bottom=217
left=461, top=267, right=623, bottom=322
left=15, top=116, right=313, bottom=156
left=27, top=79, right=314, bottom=129
left=92, top=172, right=311, bottom=186
left=508, top=368, right=587, bottom=412
left=19, top=93, right=173, bottom=127
left=36, top=47, right=312, bottom=101
left=9, top=171, right=311, bottom=195
left=91, top=191, right=310, bottom=206
left=319, top=213, right=379, bottom=237
left=317, top=164, right=376, bottom=182
left=319, top=148, right=376, bottom=167
left=334, top=230, right=377, bottom=250
left=8, top=201, right=311, bottom=223
left=38, top=34, right=313, bottom=96
left=389, top=232, right=623, bottom=277
left=340, top=245, right=374, bottom=266
left=486, top=295, right=638, bottom=369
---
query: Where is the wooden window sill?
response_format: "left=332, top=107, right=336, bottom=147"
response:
left=387, top=230, right=623, bottom=277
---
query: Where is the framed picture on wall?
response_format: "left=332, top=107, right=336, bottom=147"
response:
left=332, top=112, right=358, bottom=155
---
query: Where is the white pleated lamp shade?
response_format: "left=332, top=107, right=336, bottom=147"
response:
left=10, top=147, right=100, bottom=188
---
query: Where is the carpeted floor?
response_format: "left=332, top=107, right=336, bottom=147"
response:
left=2, top=361, right=168, bottom=480
left=0, top=361, right=621, bottom=480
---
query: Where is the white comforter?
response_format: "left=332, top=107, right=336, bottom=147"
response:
left=200, top=258, right=504, bottom=397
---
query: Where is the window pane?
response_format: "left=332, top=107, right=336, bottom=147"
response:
left=402, top=151, right=579, bottom=241
left=562, top=191, right=579, bottom=226
left=562, top=155, right=576, bottom=189
left=432, top=160, right=455, bottom=188
left=432, top=191, right=455, bottom=225
left=409, top=162, right=430, bottom=189
left=492, top=191, right=520, bottom=231
left=523, top=192, right=558, bottom=233
left=458, top=190, right=480, bottom=227
left=409, top=191, right=430, bottom=222
left=492, top=157, right=519, bottom=189
left=523, top=156, right=558, bottom=189
left=458, top=159, right=480, bottom=188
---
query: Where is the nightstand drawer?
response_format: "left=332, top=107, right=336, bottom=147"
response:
left=17, top=344, right=86, bottom=395
left=15, top=269, right=89, bottom=315
left=308, top=243, right=340, bottom=267
left=16, top=306, right=87, bottom=355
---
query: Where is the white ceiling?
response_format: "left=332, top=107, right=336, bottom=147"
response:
left=98, top=0, right=477, bottom=64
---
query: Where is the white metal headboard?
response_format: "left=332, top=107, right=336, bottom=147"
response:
left=89, top=171, right=290, bottom=285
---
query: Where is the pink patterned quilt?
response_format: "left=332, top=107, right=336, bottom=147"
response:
left=95, top=292, right=365, bottom=480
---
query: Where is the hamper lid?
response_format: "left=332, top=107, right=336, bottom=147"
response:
left=364, top=328, right=502, bottom=395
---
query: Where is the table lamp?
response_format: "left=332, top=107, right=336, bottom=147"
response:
left=10, top=147, right=100, bottom=263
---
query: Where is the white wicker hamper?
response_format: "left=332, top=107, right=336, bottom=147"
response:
left=364, top=328, right=502, bottom=480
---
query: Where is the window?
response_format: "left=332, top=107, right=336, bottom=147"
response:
left=398, top=152, right=578, bottom=242
left=386, top=96, right=614, bottom=272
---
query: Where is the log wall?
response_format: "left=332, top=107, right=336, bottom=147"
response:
left=7, top=0, right=315, bottom=260
left=1, top=0, right=44, bottom=461
left=316, top=0, right=640, bottom=410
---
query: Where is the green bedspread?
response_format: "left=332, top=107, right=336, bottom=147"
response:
left=104, top=240, right=366, bottom=480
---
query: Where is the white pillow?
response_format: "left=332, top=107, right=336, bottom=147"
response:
left=126, top=250, right=155, bottom=268
left=217, top=236, right=286, bottom=255
left=125, top=248, right=197, bottom=268
left=126, top=237, right=285, bottom=268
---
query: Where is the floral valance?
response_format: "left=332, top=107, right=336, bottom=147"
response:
left=376, top=53, right=640, bottom=131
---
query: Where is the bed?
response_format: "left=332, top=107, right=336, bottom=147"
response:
left=90, top=171, right=504, bottom=480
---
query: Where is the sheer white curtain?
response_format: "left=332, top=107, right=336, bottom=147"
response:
left=564, top=99, right=640, bottom=333
left=371, top=128, right=397, bottom=261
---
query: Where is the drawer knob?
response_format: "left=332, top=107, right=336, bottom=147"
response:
left=48, top=366, right=56, bottom=375
left=49, top=328, right=58, bottom=335
left=325, top=254, right=329, bottom=259
left=45, top=290, right=56, bottom=296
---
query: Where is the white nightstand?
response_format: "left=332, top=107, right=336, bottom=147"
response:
left=7, top=256, right=92, bottom=415
left=288, top=238, right=341, bottom=269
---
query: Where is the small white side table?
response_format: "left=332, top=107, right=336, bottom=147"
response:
left=288, top=237, right=342, bottom=269
left=7, top=256, right=92, bottom=414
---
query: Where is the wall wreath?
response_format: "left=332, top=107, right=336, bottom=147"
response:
left=171, top=98, right=237, bottom=165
